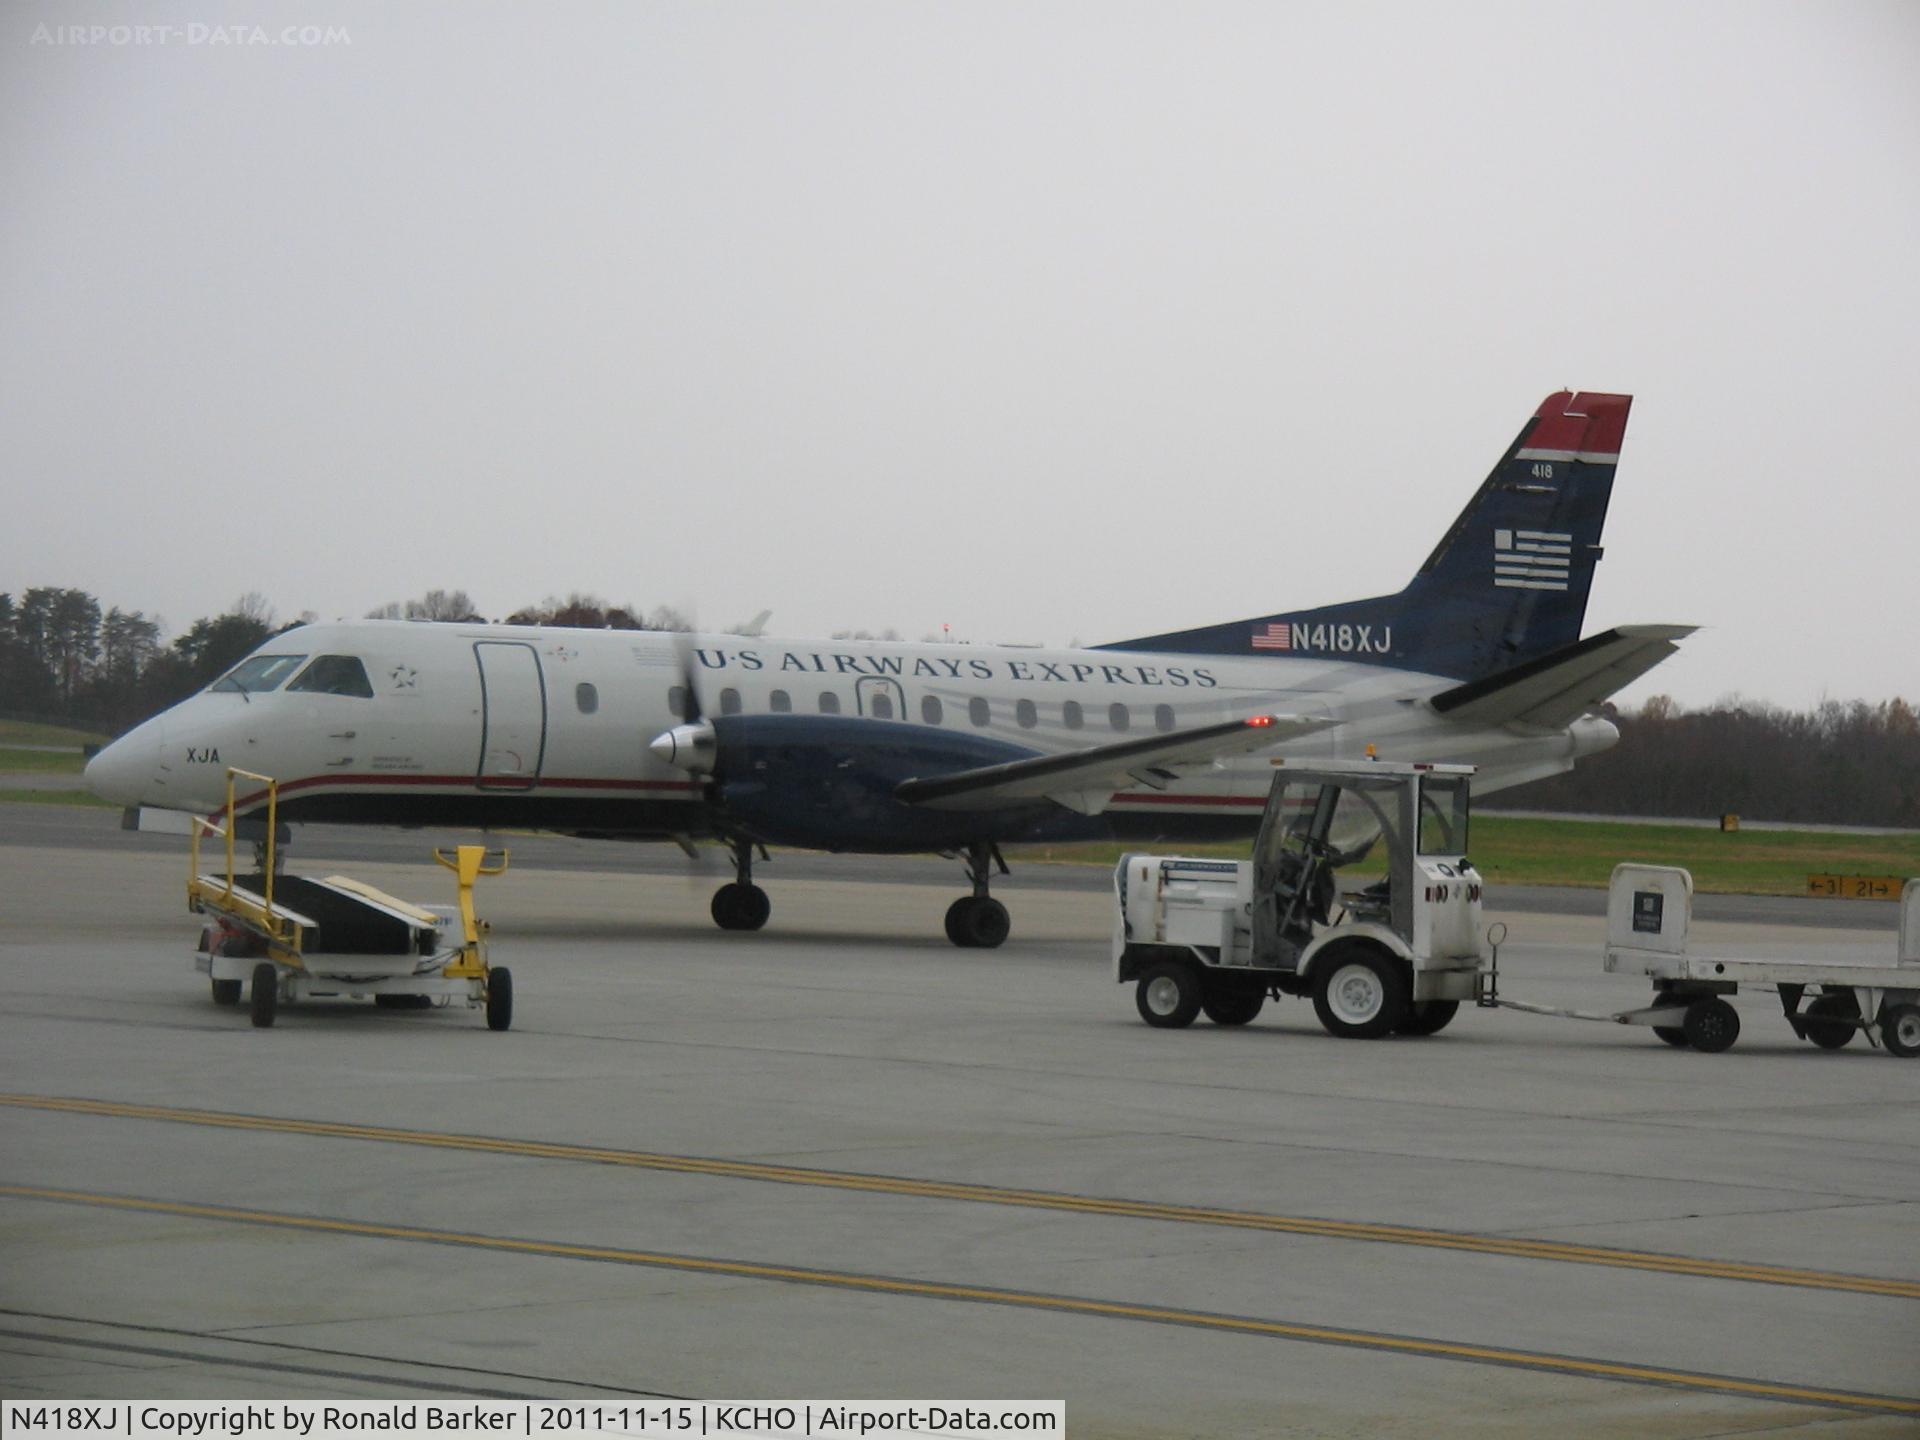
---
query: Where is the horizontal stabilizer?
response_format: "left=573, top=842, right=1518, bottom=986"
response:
left=1429, top=625, right=1695, bottom=729
left=895, top=713, right=1334, bottom=813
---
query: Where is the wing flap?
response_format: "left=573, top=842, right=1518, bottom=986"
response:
left=894, top=714, right=1335, bottom=812
left=1429, top=625, right=1695, bottom=729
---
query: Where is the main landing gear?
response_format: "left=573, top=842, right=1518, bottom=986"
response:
left=944, top=842, right=1011, bottom=949
left=711, top=838, right=772, bottom=932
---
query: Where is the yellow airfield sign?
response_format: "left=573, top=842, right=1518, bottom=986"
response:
left=1806, top=874, right=1903, bottom=901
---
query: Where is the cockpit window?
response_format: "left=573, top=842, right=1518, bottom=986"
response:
left=212, top=654, right=307, bottom=695
left=287, top=655, right=375, bottom=699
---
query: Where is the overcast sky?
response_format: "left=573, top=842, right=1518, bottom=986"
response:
left=3, top=1, right=1915, bottom=709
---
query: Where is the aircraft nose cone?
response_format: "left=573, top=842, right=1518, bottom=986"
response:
left=84, top=717, right=164, bottom=807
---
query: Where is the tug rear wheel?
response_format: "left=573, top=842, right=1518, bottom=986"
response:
left=211, top=978, right=241, bottom=1006
left=1136, top=960, right=1203, bottom=1029
left=1311, top=945, right=1409, bottom=1040
left=1395, top=1000, right=1459, bottom=1037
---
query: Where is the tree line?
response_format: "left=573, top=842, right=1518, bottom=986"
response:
left=1514, top=694, right=1920, bottom=828
left=4, top=582, right=1915, bottom=826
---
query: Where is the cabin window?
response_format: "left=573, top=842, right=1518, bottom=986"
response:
left=870, top=693, right=895, bottom=719
left=720, top=688, right=742, bottom=716
left=921, top=696, right=943, bottom=725
left=1063, top=700, right=1084, bottom=730
left=1154, top=703, right=1176, bottom=733
left=668, top=686, right=689, bottom=718
left=1016, top=699, right=1038, bottom=729
left=213, top=654, right=306, bottom=695
left=1109, top=702, right=1130, bottom=731
left=286, top=655, right=372, bottom=699
left=818, top=691, right=841, bottom=715
left=575, top=682, right=599, bottom=715
left=968, top=696, right=990, bottom=727
left=770, top=689, right=792, bottom=713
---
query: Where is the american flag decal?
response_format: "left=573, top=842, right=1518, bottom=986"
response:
left=1250, top=622, right=1292, bottom=651
left=1493, top=528, right=1572, bottom=591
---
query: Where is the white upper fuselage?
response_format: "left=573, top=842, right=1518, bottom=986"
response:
left=86, top=620, right=1615, bottom=843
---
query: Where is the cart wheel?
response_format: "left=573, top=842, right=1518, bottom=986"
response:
left=1201, top=987, right=1264, bottom=1027
left=1311, top=944, right=1409, bottom=1040
left=486, top=967, right=514, bottom=1032
left=1136, top=960, right=1203, bottom=1029
left=1395, top=1000, right=1459, bottom=1037
left=1652, top=1026, right=1690, bottom=1048
left=1803, top=993, right=1858, bottom=1050
left=1681, top=997, right=1739, bottom=1053
left=211, top=978, right=241, bottom=1006
left=1879, top=1002, right=1920, bottom=1058
left=249, top=962, right=278, bottom=1029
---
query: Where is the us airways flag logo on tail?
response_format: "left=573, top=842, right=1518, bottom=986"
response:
left=1250, top=622, right=1292, bottom=651
left=1494, top=529, right=1572, bottom=591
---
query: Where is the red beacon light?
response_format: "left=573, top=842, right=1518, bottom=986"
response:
left=1246, top=715, right=1273, bottom=728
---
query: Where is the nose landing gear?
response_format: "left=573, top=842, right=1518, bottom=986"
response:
left=944, top=842, right=1011, bottom=949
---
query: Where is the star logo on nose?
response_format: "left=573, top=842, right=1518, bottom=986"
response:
left=390, top=666, right=417, bottom=689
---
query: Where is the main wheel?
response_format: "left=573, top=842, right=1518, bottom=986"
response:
left=486, top=966, right=514, bottom=1032
left=944, top=896, right=976, bottom=947
left=1395, top=999, right=1459, bottom=1037
left=712, top=883, right=771, bottom=931
left=1310, top=945, right=1409, bottom=1039
left=249, top=962, right=278, bottom=1029
left=1135, top=959, right=1203, bottom=1029
left=211, top=978, right=241, bottom=1006
left=961, top=897, right=1010, bottom=949
left=1201, top=987, right=1264, bottom=1026
left=1879, top=1002, right=1920, bottom=1058
left=1803, top=992, right=1859, bottom=1050
left=1682, top=997, right=1740, bottom=1053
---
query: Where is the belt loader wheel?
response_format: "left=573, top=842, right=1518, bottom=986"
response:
left=1880, top=1002, right=1920, bottom=1058
left=1136, top=959, right=1203, bottom=1029
left=211, top=978, right=242, bottom=1006
left=1681, top=997, right=1739, bottom=1053
left=1311, top=944, right=1409, bottom=1040
left=249, top=962, right=278, bottom=1029
left=486, top=967, right=514, bottom=1032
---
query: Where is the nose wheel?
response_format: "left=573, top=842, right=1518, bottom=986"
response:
left=945, top=843, right=1011, bottom=948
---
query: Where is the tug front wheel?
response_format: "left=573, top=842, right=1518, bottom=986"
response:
left=1136, top=959, right=1204, bottom=1029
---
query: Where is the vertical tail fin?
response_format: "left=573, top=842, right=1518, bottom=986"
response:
left=1101, top=391, right=1632, bottom=681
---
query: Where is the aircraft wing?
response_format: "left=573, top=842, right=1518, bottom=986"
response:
left=1429, top=624, right=1696, bottom=730
left=894, top=713, right=1335, bottom=813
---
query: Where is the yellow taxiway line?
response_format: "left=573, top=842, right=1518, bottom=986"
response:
left=2, top=1183, right=1914, bottom=1417
left=4, top=1093, right=1916, bottom=1301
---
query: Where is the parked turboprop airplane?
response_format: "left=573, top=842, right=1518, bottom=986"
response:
left=87, top=391, right=1690, bottom=947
